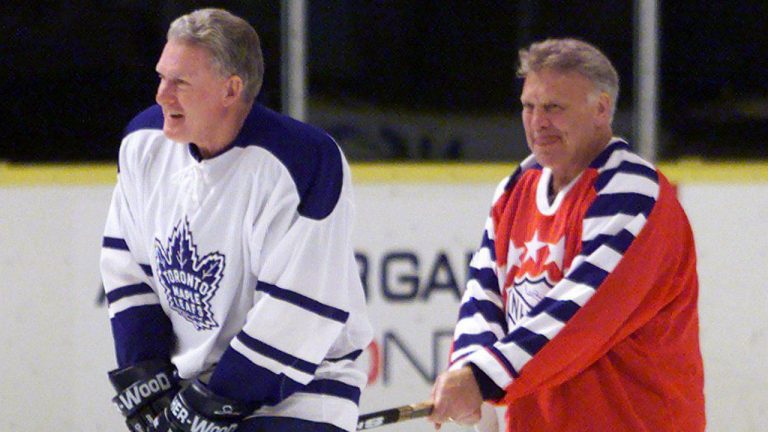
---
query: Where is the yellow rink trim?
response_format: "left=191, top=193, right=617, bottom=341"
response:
left=1, top=160, right=768, bottom=186
left=0, top=162, right=118, bottom=186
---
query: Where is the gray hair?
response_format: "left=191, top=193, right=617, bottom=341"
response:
left=517, top=38, right=619, bottom=117
left=168, top=8, right=264, bottom=101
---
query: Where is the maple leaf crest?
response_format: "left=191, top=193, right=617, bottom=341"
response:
left=154, top=218, right=225, bottom=331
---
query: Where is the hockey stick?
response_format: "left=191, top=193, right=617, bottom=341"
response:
left=356, top=401, right=433, bottom=430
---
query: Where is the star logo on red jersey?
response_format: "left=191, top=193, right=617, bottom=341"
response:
left=519, top=230, right=566, bottom=273
left=524, top=231, right=547, bottom=263
left=545, top=236, right=565, bottom=270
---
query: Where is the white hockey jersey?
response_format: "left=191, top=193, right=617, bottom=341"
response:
left=101, top=103, right=373, bottom=431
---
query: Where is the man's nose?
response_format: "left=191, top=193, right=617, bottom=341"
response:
left=530, top=108, right=551, bottom=130
left=156, top=80, right=173, bottom=105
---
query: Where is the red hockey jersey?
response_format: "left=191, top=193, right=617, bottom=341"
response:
left=450, top=139, right=705, bottom=431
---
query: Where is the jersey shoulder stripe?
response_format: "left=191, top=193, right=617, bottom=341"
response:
left=123, top=104, right=164, bottom=137
left=233, top=104, right=344, bottom=220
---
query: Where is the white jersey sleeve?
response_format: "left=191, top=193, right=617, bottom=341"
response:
left=207, top=149, right=371, bottom=407
left=101, top=127, right=175, bottom=366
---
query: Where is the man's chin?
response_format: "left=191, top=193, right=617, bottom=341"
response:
left=162, top=128, right=188, bottom=143
left=532, top=149, right=557, bottom=165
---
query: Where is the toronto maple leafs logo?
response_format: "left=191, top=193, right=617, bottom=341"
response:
left=154, top=218, right=225, bottom=331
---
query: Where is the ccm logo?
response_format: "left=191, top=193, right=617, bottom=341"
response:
left=118, top=373, right=173, bottom=411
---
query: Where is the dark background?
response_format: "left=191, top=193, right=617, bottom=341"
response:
left=2, top=1, right=767, bottom=162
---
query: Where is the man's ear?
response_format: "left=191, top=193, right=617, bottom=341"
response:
left=223, top=75, right=244, bottom=106
left=595, top=92, right=612, bottom=126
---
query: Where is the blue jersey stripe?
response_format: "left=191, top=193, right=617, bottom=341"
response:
left=503, top=326, right=549, bottom=357
left=605, top=228, right=637, bottom=254
left=110, top=304, right=174, bottom=367
left=459, top=298, right=506, bottom=328
left=236, top=332, right=318, bottom=375
left=256, top=281, right=349, bottom=324
left=529, top=297, right=580, bottom=323
left=582, top=234, right=612, bottom=256
left=139, top=264, right=153, bottom=277
left=301, top=379, right=361, bottom=404
left=594, top=162, right=658, bottom=192
left=468, top=267, right=500, bottom=292
left=106, top=282, right=154, bottom=304
left=567, top=261, right=609, bottom=289
left=582, top=227, right=636, bottom=256
left=585, top=193, right=656, bottom=218
left=209, top=349, right=303, bottom=405
left=589, top=141, right=630, bottom=168
left=103, top=236, right=129, bottom=250
left=479, top=232, right=497, bottom=261
left=454, top=331, right=499, bottom=352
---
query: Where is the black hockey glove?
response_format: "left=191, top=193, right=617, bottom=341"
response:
left=150, top=379, right=255, bottom=432
left=109, top=360, right=181, bottom=432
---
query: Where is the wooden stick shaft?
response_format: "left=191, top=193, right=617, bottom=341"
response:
left=356, top=401, right=433, bottom=430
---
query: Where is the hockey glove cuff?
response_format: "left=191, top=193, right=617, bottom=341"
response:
left=109, top=359, right=181, bottom=432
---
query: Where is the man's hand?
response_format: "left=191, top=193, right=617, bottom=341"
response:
left=428, top=366, right=483, bottom=430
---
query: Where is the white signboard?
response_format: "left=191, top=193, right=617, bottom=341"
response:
left=1, top=175, right=766, bottom=431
